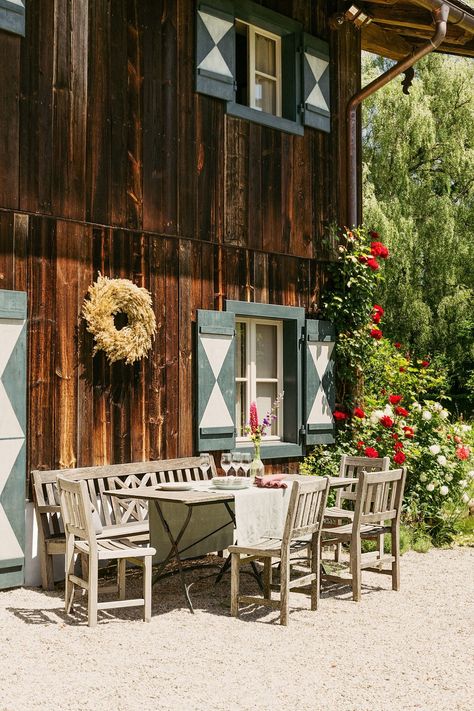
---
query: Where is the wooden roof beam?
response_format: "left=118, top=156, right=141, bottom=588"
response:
left=361, top=23, right=416, bottom=59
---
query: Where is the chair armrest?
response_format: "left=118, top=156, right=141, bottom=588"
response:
left=36, top=504, right=62, bottom=514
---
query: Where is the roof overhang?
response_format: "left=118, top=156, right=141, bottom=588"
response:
left=357, top=0, right=474, bottom=59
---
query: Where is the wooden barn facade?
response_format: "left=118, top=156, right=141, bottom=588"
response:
left=0, top=0, right=473, bottom=586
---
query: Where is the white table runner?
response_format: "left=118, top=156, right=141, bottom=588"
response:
left=150, top=480, right=293, bottom=562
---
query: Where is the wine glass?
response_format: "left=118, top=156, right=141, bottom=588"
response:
left=231, top=451, right=243, bottom=477
left=199, top=453, right=211, bottom=480
left=240, top=452, right=252, bottom=477
left=220, top=452, right=232, bottom=476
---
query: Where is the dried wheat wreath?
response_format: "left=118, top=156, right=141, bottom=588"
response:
left=82, top=273, right=156, bottom=365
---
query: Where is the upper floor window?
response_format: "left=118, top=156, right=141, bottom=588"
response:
left=195, top=1, right=331, bottom=136
left=236, top=21, right=282, bottom=117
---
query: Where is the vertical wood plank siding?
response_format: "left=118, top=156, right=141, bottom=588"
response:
left=0, top=1, right=360, bottom=484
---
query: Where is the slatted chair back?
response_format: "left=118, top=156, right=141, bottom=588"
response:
left=283, top=478, right=330, bottom=543
left=353, top=468, right=406, bottom=527
left=335, top=455, right=391, bottom=507
left=33, top=455, right=217, bottom=531
left=57, top=477, right=95, bottom=544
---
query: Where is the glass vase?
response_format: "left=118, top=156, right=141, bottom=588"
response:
left=249, top=442, right=265, bottom=478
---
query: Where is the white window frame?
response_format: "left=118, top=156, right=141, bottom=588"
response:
left=237, top=20, right=282, bottom=118
left=235, top=317, right=284, bottom=442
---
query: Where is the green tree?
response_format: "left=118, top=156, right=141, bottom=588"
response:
left=363, top=53, right=474, bottom=412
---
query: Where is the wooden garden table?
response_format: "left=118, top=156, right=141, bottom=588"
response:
left=105, top=475, right=357, bottom=613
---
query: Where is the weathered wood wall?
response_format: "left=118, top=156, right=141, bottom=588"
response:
left=0, top=0, right=360, bottom=483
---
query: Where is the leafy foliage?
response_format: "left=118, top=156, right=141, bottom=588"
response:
left=362, top=53, right=474, bottom=414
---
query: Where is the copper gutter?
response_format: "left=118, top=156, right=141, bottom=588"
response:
left=346, top=4, right=450, bottom=226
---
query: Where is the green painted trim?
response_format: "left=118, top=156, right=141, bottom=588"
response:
left=0, top=556, right=23, bottom=568
left=199, top=1, right=235, bottom=20
left=200, top=426, right=235, bottom=436
left=197, top=68, right=234, bottom=85
left=199, top=325, right=235, bottom=336
left=303, top=35, right=329, bottom=58
left=0, top=568, right=24, bottom=590
left=226, top=300, right=304, bottom=320
left=226, top=102, right=304, bottom=136
left=307, top=320, right=335, bottom=342
left=0, top=6, right=24, bottom=37
left=0, top=290, right=27, bottom=319
left=235, top=442, right=303, bottom=460
left=234, top=0, right=301, bottom=35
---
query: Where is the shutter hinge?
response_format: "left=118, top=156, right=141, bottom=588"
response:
left=299, top=425, right=306, bottom=437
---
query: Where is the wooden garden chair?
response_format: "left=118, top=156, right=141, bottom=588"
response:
left=324, top=455, right=390, bottom=562
left=229, top=477, right=330, bottom=626
left=57, top=477, right=156, bottom=627
left=321, top=468, right=406, bottom=602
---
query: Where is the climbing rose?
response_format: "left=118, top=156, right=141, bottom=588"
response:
left=394, top=342, right=401, bottom=349
left=391, top=433, right=399, bottom=440
left=380, top=415, right=394, bottom=428
left=439, top=485, right=449, bottom=496
left=394, top=451, right=406, bottom=465
left=399, top=367, right=406, bottom=373
left=372, top=312, right=382, bottom=324
left=369, top=231, right=379, bottom=239
left=394, top=441, right=404, bottom=451
left=395, top=406, right=409, bottom=417
left=353, top=407, right=365, bottom=419
left=364, top=446, right=379, bottom=458
left=373, top=304, right=384, bottom=315
left=370, top=328, right=383, bottom=340
left=421, top=360, right=430, bottom=368
left=367, top=257, right=380, bottom=271
left=357, top=440, right=365, bottom=450
left=403, top=426, right=415, bottom=438
left=358, top=255, right=368, bottom=264
left=454, top=435, right=462, bottom=444
left=389, top=394, right=403, bottom=405
left=429, top=444, right=441, bottom=455
left=370, top=241, right=389, bottom=259
left=333, top=410, right=348, bottom=421
left=456, top=446, right=470, bottom=461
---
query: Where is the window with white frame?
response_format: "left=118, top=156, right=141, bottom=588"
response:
left=235, top=318, right=283, bottom=440
left=235, top=21, right=282, bottom=117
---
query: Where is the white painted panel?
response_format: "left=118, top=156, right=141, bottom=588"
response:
left=201, top=334, right=232, bottom=379
left=198, top=10, right=233, bottom=44
left=0, top=320, right=24, bottom=376
left=200, top=382, right=234, bottom=429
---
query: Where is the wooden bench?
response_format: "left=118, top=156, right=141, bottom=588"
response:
left=32, top=456, right=217, bottom=590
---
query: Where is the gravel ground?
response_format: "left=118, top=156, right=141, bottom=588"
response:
left=0, top=547, right=472, bottom=711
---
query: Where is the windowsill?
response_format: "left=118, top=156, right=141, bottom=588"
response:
left=226, top=102, right=303, bottom=136
left=235, top=440, right=302, bottom=459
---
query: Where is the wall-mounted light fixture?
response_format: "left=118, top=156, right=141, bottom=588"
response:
left=329, top=4, right=374, bottom=31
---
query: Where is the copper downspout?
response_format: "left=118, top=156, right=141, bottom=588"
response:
left=346, top=4, right=449, bottom=227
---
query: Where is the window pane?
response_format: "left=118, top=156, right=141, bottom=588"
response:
left=236, top=382, right=247, bottom=437
left=254, top=75, right=276, bottom=115
left=256, top=324, right=277, bottom=379
left=236, top=322, right=246, bottom=378
left=257, top=382, right=278, bottom=435
left=255, top=33, right=276, bottom=76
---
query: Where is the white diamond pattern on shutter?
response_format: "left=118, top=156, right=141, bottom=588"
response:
left=305, top=54, right=330, bottom=113
left=196, top=3, right=236, bottom=102
left=0, top=290, right=27, bottom=589
left=307, top=341, right=334, bottom=426
left=197, top=11, right=233, bottom=78
left=199, top=335, right=234, bottom=430
left=304, top=320, right=335, bottom=445
left=196, top=310, right=236, bottom=452
left=302, top=34, right=330, bottom=133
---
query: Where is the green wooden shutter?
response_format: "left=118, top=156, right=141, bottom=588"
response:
left=196, top=2, right=236, bottom=101
left=0, top=0, right=25, bottom=36
left=196, top=309, right=236, bottom=451
left=304, top=319, right=335, bottom=446
left=0, top=290, right=27, bottom=589
left=302, top=33, right=330, bottom=133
